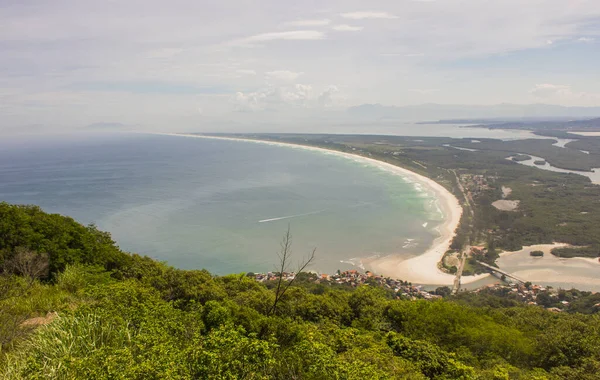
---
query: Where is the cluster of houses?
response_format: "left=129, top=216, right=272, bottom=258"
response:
left=475, top=282, right=547, bottom=301
left=473, top=282, right=594, bottom=312
left=251, top=270, right=600, bottom=311
left=460, top=173, right=494, bottom=201
left=250, top=269, right=442, bottom=300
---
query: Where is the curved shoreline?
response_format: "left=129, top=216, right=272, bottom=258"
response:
left=156, top=132, right=487, bottom=286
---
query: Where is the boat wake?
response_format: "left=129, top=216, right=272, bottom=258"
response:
left=258, top=209, right=327, bottom=223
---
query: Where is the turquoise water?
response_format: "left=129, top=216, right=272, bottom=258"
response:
left=0, top=133, right=439, bottom=275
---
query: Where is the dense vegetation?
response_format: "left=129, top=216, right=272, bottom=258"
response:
left=511, top=155, right=531, bottom=162
left=1, top=203, right=600, bottom=379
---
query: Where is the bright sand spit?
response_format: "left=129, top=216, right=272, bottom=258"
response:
left=498, top=243, right=600, bottom=288
left=156, top=133, right=489, bottom=286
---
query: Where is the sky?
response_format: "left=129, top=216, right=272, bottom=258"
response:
left=2, top=0, right=600, bottom=133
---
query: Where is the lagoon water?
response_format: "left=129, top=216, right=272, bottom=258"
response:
left=0, top=133, right=441, bottom=275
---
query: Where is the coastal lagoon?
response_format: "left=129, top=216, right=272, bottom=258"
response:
left=0, top=132, right=441, bottom=275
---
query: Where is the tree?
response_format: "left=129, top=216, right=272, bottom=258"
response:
left=4, top=248, right=49, bottom=282
left=434, top=286, right=452, bottom=297
left=268, top=226, right=315, bottom=316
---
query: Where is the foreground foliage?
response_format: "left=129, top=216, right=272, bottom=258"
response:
left=1, top=204, right=599, bottom=379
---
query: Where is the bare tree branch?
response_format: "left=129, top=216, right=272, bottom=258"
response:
left=269, top=226, right=316, bottom=316
left=5, top=248, right=49, bottom=283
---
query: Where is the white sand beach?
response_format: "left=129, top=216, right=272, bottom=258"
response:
left=156, top=133, right=488, bottom=285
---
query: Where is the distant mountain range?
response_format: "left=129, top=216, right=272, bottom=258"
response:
left=347, top=103, right=600, bottom=122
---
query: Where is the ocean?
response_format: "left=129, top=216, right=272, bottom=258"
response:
left=0, top=132, right=440, bottom=275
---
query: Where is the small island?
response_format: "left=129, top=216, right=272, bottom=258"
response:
left=530, top=250, right=544, bottom=257
left=533, top=160, right=546, bottom=165
left=511, top=154, right=532, bottom=162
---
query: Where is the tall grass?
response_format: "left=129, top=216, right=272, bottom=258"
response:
left=1, top=313, right=132, bottom=379
left=0, top=280, right=72, bottom=353
left=55, top=264, right=114, bottom=294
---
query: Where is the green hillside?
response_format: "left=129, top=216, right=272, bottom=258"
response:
left=0, top=203, right=599, bottom=379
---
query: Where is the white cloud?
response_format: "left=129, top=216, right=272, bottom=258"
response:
left=530, top=84, right=600, bottom=106
left=233, top=84, right=341, bottom=111
left=530, top=83, right=572, bottom=98
left=546, top=39, right=554, bottom=45
left=266, top=70, right=304, bottom=82
left=381, top=53, right=425, bottom=57
left=236, top=69, right=257, bottom=75
left=409, top=89, right=440, bottom=94
left=230, top=30, right=325, bottom=47
left=318, top=85, right=340, bottom=107
left=340, top=11, right=398, bottom=20
left=234, top=91, right=267, bottom=112
left=145, top=48, right=184, bottom=59
left=282, top=84, right=313, bottom=104
left=285, top=19, right=331, bottom=27
left=2, top=0, right=600, bottom=131
left=332, top=24, right=364, bottom=32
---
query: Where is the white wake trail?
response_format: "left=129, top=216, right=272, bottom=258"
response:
left=258, top=209, right=327, bottom=223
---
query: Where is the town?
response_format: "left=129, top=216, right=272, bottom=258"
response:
left=251, top=269, right=442, bottom=300
left=250, top=269, right=600, bottom=313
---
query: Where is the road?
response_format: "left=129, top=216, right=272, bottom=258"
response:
left=452, top=245, right=470, bottom=294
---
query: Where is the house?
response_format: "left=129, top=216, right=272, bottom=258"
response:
left=470, top=246, right=487, bottom=255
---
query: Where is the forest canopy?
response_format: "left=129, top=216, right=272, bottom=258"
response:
left=0, top=203, right=599, bottom=379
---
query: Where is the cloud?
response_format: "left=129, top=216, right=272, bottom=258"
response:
left=380, top=53, right=425, bottom=57
left=85, top=122, right=126, bottom=129
left=530, top=83, right=573, bottom=98
left=285, top=19, right=331, bottom=27
left=266, top=70, right=304, bottom=82
left=409, top=89, right=440, bottom=94
left=70, top=81, right=230, bottom=95
left=236, top=69, right=257, bottom=75
left=233, top=91, right=266, bottom=112
left=144, top=48, right=184, bottom=59
left=530, top=84, right=600, bottom=105
left=233, top=85, right=310, bottom=111
left=282, top=84, right=313, bottom=104
left=340, top=11, right=398, bottom=20
left=233, top=84, right=340, bottom=111
left=332, top=24, right=364, bottom=32
left=318, top=85, right=340, bottom=107
left=2, top=0, right=600, bottom=131
left=231, top=30, right=325, bottom=46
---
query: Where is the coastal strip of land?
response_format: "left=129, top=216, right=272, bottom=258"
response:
left=156, top=132, right=489, bottom=286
